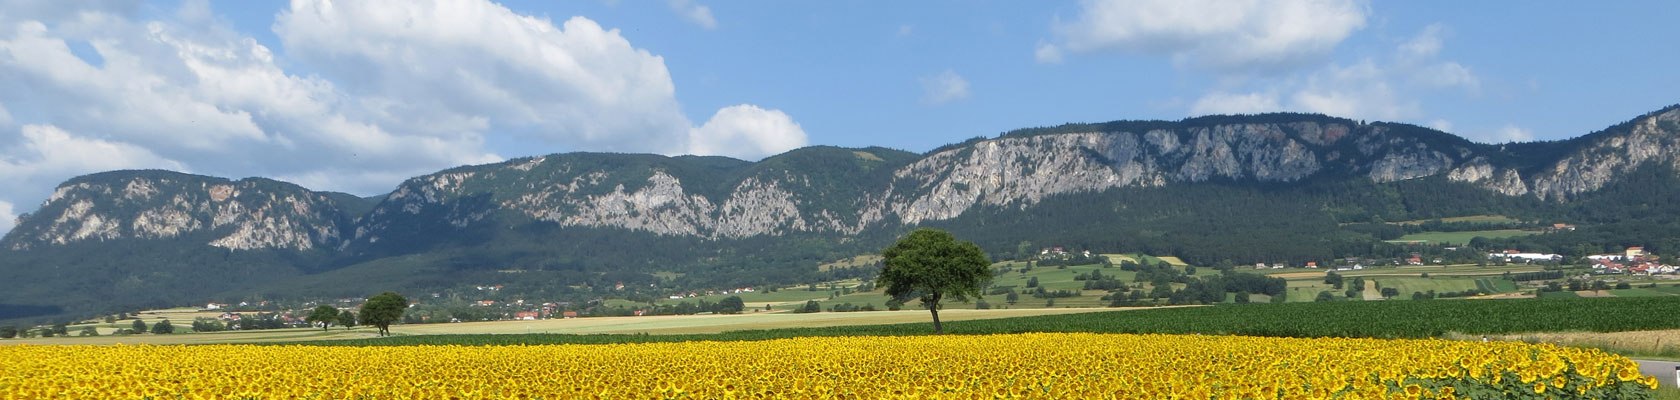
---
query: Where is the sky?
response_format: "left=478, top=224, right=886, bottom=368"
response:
left=1, top=0, right=1678, bottom=235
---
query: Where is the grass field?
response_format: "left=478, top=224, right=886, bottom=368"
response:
left=1480, top=328, right=1680, bottom=361
left=1391, top=229, right=1538, bottom=245
left=817, top=254, right=882, bottom=272
left=297, top=296, right=1680, bottom=346
left=0, top=308, right=1111, bottom=345
left=1609, top=288, right=1680, bottom=297
left=0, top=326, right=376, bottom=345
left=388, top=308, right=1107, bottom=336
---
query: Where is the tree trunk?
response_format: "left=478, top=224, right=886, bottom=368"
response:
left=930, top=308, right=942, bottom=334
left=928, top=292, right=944, bottom=334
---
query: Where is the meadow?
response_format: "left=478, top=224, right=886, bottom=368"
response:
left=1392, top=229, right=1539, bottom=245
left=306, top=296, right=1680, bottom=346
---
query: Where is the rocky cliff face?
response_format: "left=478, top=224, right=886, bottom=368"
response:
left=8, top=108, right=1680, bottom=252
left=3, top=171, right=355, bottom=251
left=1447, top=107, right=1680, bottom=200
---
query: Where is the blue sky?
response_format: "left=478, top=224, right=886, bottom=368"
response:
left=0, top=0, right=1677, bottom=234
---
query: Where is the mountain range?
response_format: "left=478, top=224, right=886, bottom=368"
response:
left=4, top=105, right=1679, bottom=322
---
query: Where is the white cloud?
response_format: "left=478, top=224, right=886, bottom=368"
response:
left=1429, top=119, right=1454, bottom=132
left=1034, top=42, right=1063, bottom=64
left=668, top=0, right=717, bottom=30
left=0, top=200, right=14, bottom=235
left=275, top=0, right=788, bottom=158
left=897, top=24, right=913, bottom=37
left=1190, top=91, right=1282, bottom=115
left=0, top=0, right=802, bottom=231
left=1187, top=24, right=1477, bottom=125
left=920, top=69, right=971, bottom=105
left=3, top=125, right=185, bottom=174
left=689, top=105, right=807, bottom=160
left=275, top=2, right=692, bottom=152
left=1400, top=24, right=1444, bottom=59
left=0, top=125, right=188, bottom=212
left=1044, top=0, right=1368, bottom=72
left=1495, top=124, right=1534, bottom=143
left=1289, top=60, right=1415, bottom=121
left=1397, top=24, right=1478, bottom=93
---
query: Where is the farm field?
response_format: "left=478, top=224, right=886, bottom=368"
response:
left=663, top=262, right=1146, bottom=311
left=1608, top=288, right=1680, bottom=297
left=1481, top=329, right=1680, bottom=361
left=302, top=296, right=1680, bottom=347
left=0, top=333, right=1656, bottom=398
left=0, top=308, right=1108, bottom=345
left=1262, top=264, right=1545, bottom=279
left=387, top=307, right=1107, bottom=336
left=0, top=326, right=374, bottom=346
left=1392, top=229, right=1538, bottom=245
left=1372, top=277, right=1505, bottom=297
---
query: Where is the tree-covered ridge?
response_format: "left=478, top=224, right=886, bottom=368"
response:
left=5, top=107, right=1680, bottom=323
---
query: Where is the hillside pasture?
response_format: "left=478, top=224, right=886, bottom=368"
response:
left=1391, top=229, right=1538, bottom=245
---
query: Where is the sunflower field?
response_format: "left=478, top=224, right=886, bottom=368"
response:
left=0, top=333, right=1658, bottom=399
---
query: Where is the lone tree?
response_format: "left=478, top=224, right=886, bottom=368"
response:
left=307, top=305, right=340, bottom=331
left=150, top=319, right=174, bottom=334
left=717, top=296, right=745, bottom=314
left=336, top=310, right=358, bottom=330
left=877, top=228, right=992, bottom=334
left=359, top=292, right=408, bottom=337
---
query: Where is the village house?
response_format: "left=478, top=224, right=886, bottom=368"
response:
left=514, top=311, right=539, bottom=320
left=1489, top=250, right=1562, bottom=263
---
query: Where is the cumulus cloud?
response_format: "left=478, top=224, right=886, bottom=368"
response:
left=274, top=0, right=797, bottom=157
left=1398, top=24, right=1478, bottom=93
left=0, top=125, right=186, bottom=177
left=0, top=1, right=501, bottom=195
left=1429, top=119, right=1454, bottom=132
left=275, top=1, right=693, bottom=153
left=1190, top=91, right=1282, bottom=115
left=1186, top=24, right=1477, bottom=125
left=1493, top=124, right=1534, bottom=143
left=668, top=0, right=717, bottom=30
left=1042, top=0, right=1368, bottom=72
left=0, top=0, right=804, bottom=236
left=0, top=125, right=188, bottom=213
left=920, top=70, right=971, bottom=105
left=689, top=105, right=808, bottom=160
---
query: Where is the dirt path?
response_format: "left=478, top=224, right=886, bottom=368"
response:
left=1363, top=280, right=1384, bottom=301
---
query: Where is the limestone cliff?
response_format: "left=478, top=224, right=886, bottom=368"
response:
left=3, top=171, right=358, bottom=251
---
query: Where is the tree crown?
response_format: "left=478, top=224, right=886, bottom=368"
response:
left=877, top=228, right=992, bottom=305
